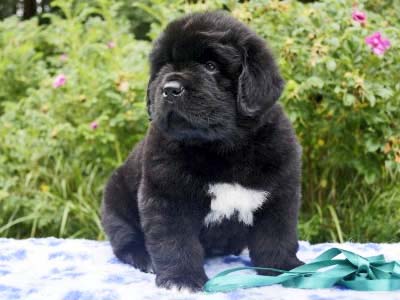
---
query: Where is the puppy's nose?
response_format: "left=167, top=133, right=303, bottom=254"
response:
left=162, top=81, right=184, bottom=99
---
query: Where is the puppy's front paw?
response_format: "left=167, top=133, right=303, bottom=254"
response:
left=156, top=273, right=208, bottom=292
left=256, top=257, right=304, bottom=276
left=286, top=257, right=304, bottom=270
left=116, top=249, right=153, bottom=273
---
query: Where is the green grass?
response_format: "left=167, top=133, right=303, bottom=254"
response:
left=299, top=179, right=400, bottom=243
left=0, top=159, right=105, bottom=239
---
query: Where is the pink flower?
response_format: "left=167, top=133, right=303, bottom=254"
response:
left=365, top=32, right=391, bottom=56
left=60, top=54, right=68, bottom=62
left=90, top=121, right=98, bottom=130
left=52, top=74, right=67, bottom=88
left=352, top=10, right=367, bottom=24
left=107, top=41, right=116, bottom=49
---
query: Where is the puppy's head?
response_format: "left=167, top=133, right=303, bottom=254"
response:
left=147, top=11, right=284, bottom=146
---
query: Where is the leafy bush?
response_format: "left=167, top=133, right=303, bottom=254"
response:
left=240, top=0, right=400, bottom=242
left=0, top=0, right=399, bottom=242
left=0, top=0, right=149, bottom=238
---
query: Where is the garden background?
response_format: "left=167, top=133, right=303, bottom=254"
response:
left=0, top=0, right=399, bottom=243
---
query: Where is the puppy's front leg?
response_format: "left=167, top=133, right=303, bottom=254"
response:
left=140, top=196, right=208, bottom=292
left=248, top=190, right=303, bottom=275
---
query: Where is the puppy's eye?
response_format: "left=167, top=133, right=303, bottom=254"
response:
left=205, top=61, right=217, bottom=72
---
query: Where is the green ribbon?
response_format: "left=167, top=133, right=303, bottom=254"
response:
left=204, top=247, right=400, bottom=293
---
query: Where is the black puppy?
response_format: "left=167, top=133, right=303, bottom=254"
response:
left=101, top=11, right=303, bottom=292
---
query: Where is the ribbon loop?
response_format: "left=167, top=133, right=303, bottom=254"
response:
left=204, top=247, right=400, bottom=293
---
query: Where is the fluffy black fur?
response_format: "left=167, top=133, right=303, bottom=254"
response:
left=102, top=11, right=303, bottom=292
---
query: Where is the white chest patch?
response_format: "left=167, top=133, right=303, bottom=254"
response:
left=204, top=183, right=269, bottom=226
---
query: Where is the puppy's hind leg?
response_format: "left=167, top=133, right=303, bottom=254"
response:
left=101, top=169, right=152, bottom=273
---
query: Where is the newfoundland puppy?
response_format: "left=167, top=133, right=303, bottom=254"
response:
left=102, top=11, right=303, bottom=291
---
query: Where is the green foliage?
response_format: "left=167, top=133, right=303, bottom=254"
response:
left=0, top=0, right=399, bottom=242
left=0, top=0, right=149, bottom=238
left=237, top=0, right=400, bottom=242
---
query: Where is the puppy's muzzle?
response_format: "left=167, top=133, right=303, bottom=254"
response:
left=162, top=81, right=184, bottom=102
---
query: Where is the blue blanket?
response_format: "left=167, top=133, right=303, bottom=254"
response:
left=1, top=238, right=400, bottom=300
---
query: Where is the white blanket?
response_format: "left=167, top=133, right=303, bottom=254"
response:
left=1, top=238, right=400, bottom=300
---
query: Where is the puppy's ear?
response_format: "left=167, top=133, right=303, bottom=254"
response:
left=237, top=38, right=284, bottom=116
